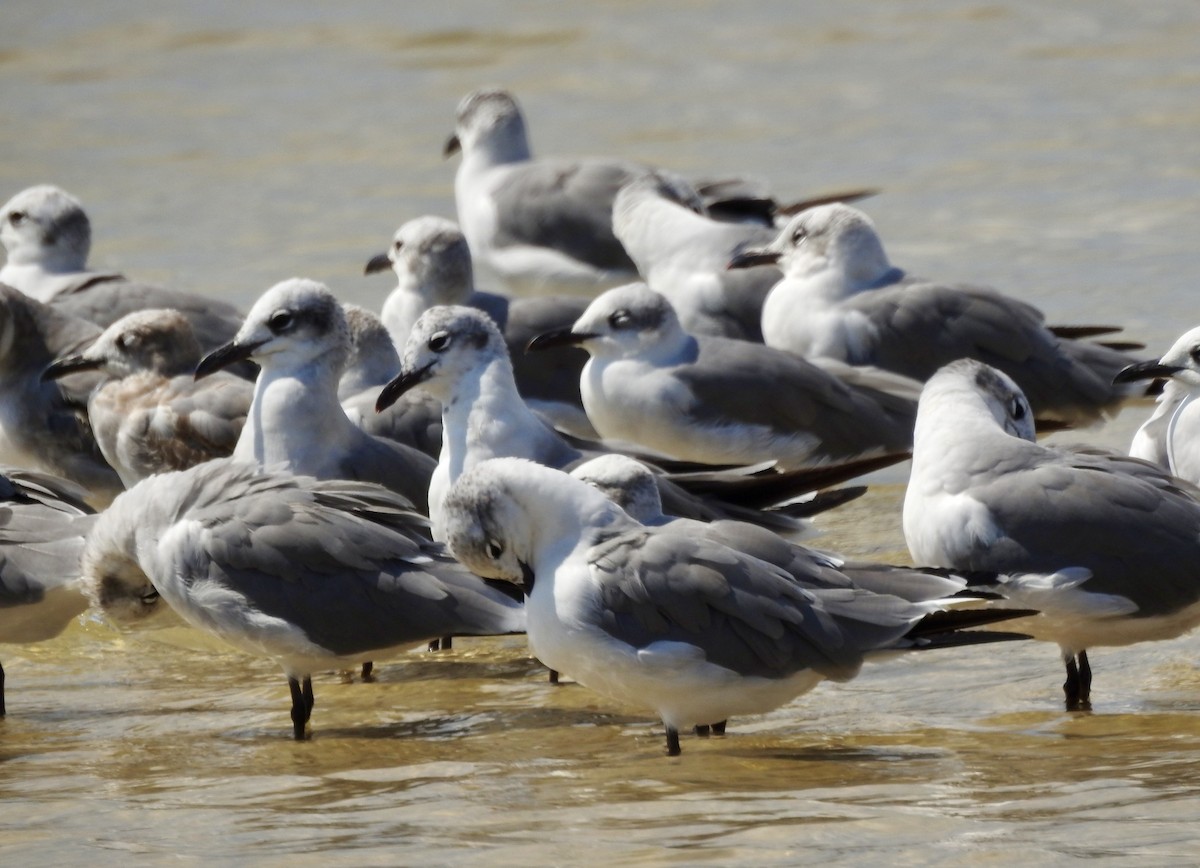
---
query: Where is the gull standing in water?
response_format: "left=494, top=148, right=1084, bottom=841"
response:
left=729, top=203, right=1144, bottom=425
left=81, top=460, right=525, bottom=739
left=194, top=278, right=435, bottom=512
left=0, top=466, right=97, bottom=715
left=1114, top=326, right=1200, bottom=484
left=528, top=282, right=919, bottom=469
left=442, top=457, right=1029, bottom=756
left=0, top=184, right=244, bottom=354
left=904, top=359, right=1200, bottom=708
left=42, top=308, right=251, bottom=488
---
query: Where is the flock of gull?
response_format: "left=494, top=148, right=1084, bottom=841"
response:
left=3, top=87, right=1200, bottom=757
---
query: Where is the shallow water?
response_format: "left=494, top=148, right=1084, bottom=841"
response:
left=3, top=1, right=1200, bottom=864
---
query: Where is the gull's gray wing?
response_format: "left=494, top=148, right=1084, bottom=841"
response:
left=335, top=430, right=437, bottom=514
left=588, top=527, right=928, bottom=681
left=490, top=158, right=642, bottom=271
left=844, top=279, right=1133, bottom=420
left=343, top=386, right=444, bottom=459
left=505, top=295, right=590, bottom=415
left=676, top=337, right=916, bottom=459
left=956, top=442, right=1200, bottom=617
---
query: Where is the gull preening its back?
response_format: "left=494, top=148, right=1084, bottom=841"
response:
left=730, top=203, right=1144, bottom=425
left=904, top=358, right=1200, bottom=708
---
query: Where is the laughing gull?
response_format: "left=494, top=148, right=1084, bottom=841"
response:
left=0, top=284, right=122, bottom=505
left=527, top=282, right=919, bottom=469
left=339, top=303, right=401, bottom=399
left=42, top=308, right=252, bottom=488
left=363, top=214, right=593, bottom=437
left=0, top=466, right=97, bottom=715
left=729, top=203, right=1144, bottom=425
left=0, top=184, right=245, bottom=355
left=194, top=278, right=435, bottom=512
left=445, top=88, right=644, bottom=297
left=377, top=305, right=891, bottom=541
left=1114, top=326, right=1200, bottom=484
left=442, top=457, right=1028, bottom=756
left=613, top=173, right=781, bottom=340
left=81, top=459, right=525, bottom=739
left=904, top=358, right=1200, bottom=708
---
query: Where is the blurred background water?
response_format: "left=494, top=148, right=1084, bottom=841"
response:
left=2, top=2, right=1200, bottom=864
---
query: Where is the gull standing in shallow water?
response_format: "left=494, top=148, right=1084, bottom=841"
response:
left=0, top=184, right=244, bottom=354
left=80, top=460, right=525, bottom=739
left=0, top=467, right=97, bottom=715
left=904, top=359, right=1200, bottom=708
left=42, top=308, right=251, bottom=488
left=729, top=203, right=1144, bottom=425
left=194, top=278, right=435, bottom=512
left=527, top=282, right=919, bottom=469
left=442, top=457, right=1030, bottom=756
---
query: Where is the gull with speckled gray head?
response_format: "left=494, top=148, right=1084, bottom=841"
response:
left=194, top=278, right=435, bottom=512
left=42, top=308, right=251, bottom=488
left=0, top=184, right=244, bottom=355
left=442, top=457, right=1029, bottom=756
left=81, top=459, right=525, bottom=739
left=527, top=282, right=919, bottom=469
left=904, top=358, right=1200, bottom=708
left=729, top=202, right=1145, bottom=425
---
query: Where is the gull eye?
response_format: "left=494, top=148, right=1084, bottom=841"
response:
left=427, top=332, right=451, bottom=353
left=1010, top=397, right=1026, bottom=421
left=608, top=309, right=633, bottom=330
left=8, top=210, right=27, bottom=226
left=393, top=240, right=404, bottom=251
left=115, top=334, right=130, bottom=351
left=1189, top=346, right=1200, bottom=364
left=268, top=310, right=294, bottom=333
left=791, top=226, right=808, bottom=245
left=485, top=539, right=504, bottom=560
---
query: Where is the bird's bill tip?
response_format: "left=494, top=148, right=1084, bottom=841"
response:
left=443, top=133, right=462, bottom=158
left=41, top=353, right=101, bottom=382
left=726, top=247, right=780, bottom=270
left=1112, top=359, right=1183, bottom=384
left=525, top=328, right=595, bottom=353
left=364, top=252, right=392, bottom=275
left=195, top=339, right=263, bottom=381
left=375, top=362, right=435, bottom=412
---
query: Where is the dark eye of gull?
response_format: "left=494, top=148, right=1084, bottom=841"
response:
left=791, top=226, right=808, bottom=245
left=8, top=211, right=27, bottom=226
left=1189, top=346, right=1200, bottom=364
left=268, top=311, right=294, bottom=333
left=608, top=309, right=633, bottom=330
left=115, top=334, right=130, bottom=351
left=428, top=332, right=452, bottom=352
left=486, top=540, right=504, bottom=559
left=1010, top=397, right=1026, bottom=421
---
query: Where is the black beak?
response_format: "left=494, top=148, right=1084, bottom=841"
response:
left=726, top=246, right=780, bottom=270
left=519, top=560, right=536, bottom=594
left=1113, top=359, right=1183, bottom=384
left=526, top=328, right=596, bottom=353
left=376, top=362, right=435, bottom=412
left=42, top=353, right=103, bottom=382
left=443, top=133, right=461, bottom=158
left=195, top=339, right=265, bottom=381
left=364, top=252, right=392, bottom=275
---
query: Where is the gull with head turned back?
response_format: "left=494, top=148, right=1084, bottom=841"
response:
left=905, top=358, right=1200, bottom=709
left=729, top=202, right=1144, bottom=426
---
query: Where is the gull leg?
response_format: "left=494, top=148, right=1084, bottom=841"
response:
left=360, top=661, right=375, bottom=682
left=665, top=726, right=681, bottom=757
left=694, top=725, right=711, bottom=737
left=0, top=661, right=5, bottom=717
left=548, top=668, right=560, bottom=684
left=289, top=676, right=313, bottom=740
left=1063, top=654, right=1091, bottom=711
left=711, top=720, right=726, bottom=736
left=1078, top=650, right=1093, bottom=706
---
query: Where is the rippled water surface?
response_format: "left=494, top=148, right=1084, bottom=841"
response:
left=3, top=2, right=1200, bottom=864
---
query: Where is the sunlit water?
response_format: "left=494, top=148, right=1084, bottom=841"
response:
left=2, top=2, right=1200, bottom=864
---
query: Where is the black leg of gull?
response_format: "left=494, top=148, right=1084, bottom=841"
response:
left=711, top=720, right=726, bottom=736
left=1063, top=655, right=1091, bottom=711
left=694, top=725, right=711, bottom=737
left=0, top=661, right=5, bottom=717
left=547, top=668, right=560, bottom=684
left=1078, top=650, right=1093, bottom=707
left=361, top=661, right=375, bottom=682
left=665, top=726, right=682, bottom=757
left=289, top=676, right=313, bottom=740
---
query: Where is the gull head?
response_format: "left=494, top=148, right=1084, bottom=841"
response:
left=43, top=308, right=200, bottom=382
left=340, top=304, right=400, bottom=395
left=729, top=203, right=892, bottom=289
left=377, top=305, right=507, bottom=410
left=528, top=282, right=689, bottom=362
left=196, top=278, right=349, bottom=380
left=365, top=215, right=473, bottom=303
left=445, top=88, right=530, bottom=162
left=80, top=488, right=168, bottom=626
left=920, top=358, right=1037, bottom=441
left=1, top=184, right=91, bottom=271
left=1114, top=325, right=1200, bottom=392
left=570, top=454, right=664, bottom=524
left=441, top=457, right=541, bottom=590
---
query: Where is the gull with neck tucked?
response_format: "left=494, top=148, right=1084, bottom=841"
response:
left=195, top=278, right=435, bottom=512
left=904, top=358, right=1200, bottom=709
left=0, top=184, right=244, bottom=354
left=528, top=282, right=918, bottom=470
left=442, top=458, right=1029, bottom=756
left=729, top=203, right=1144, bottom=425
left=43, top=308, right=251, bottom=488
left=81, top=459, right=525, bottom=739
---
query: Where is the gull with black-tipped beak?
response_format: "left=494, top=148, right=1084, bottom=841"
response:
left=905, top=358, right=1200, bottom=709
left=729, top=202, right=1145, bottom=425
left=195, top=278, right=435, bottom=512
left=442, top=457, right=1030, bottom=756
